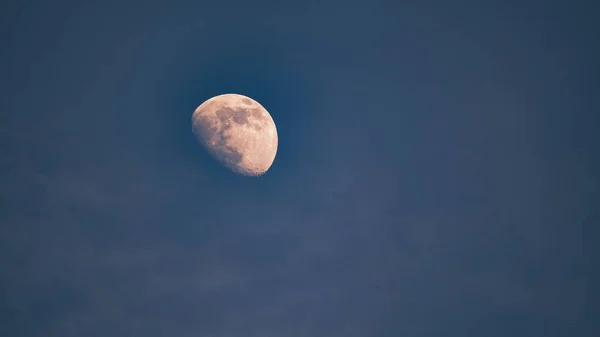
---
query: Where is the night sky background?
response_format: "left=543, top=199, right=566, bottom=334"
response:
left=1, top=0, right=597, bottom=336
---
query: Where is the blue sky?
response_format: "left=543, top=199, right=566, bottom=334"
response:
left=1, top=0, right=597, bottom=336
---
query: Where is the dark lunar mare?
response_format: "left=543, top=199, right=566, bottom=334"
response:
left=216, top=107, right=250, bottom=125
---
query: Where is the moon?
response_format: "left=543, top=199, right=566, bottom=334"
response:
left=191, top=93, right=278, bottom=176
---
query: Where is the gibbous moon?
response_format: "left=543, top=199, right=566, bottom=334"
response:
left=192, top=93, right=278, bottom=176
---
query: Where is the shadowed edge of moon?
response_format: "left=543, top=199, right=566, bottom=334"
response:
left=194, top=114, right=244, bottom=169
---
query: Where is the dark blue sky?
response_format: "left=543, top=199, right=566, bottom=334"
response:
left=1, top=0, right=597, bottom=336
